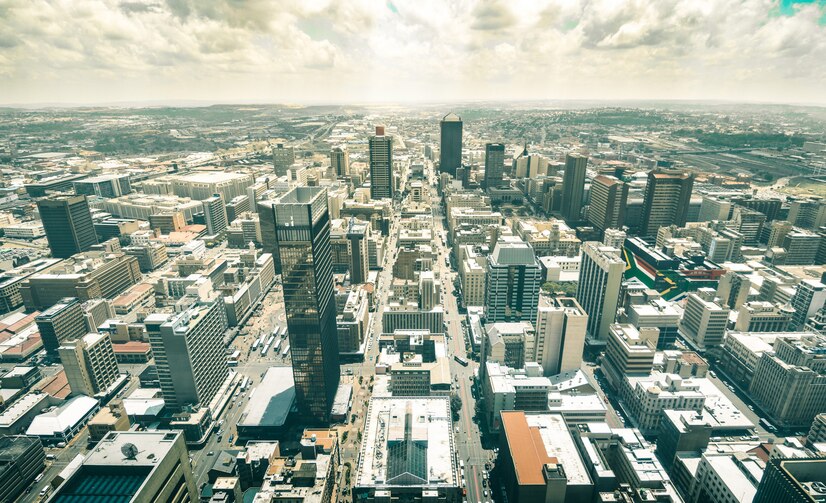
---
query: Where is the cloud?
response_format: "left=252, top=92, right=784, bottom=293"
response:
left=0, top=0, right=824, bottom=104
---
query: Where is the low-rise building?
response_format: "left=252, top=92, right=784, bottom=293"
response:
left=354, top=397, right=460, bottom=502
left=484, top=362, right=552, bottom=430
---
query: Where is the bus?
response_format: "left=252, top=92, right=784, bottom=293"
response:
left=240, top=376, right=250, bottom=391
left=281, top=345, right=290, bottom=357
left=251, top=339, right=260, bottom=351
left=454, top=355, right=469, bottom=366
left=228, top=350, right=241, bottom=367
left=274, top=339, right=282, bottom=352
left=261, top=343, right=270, bottom=356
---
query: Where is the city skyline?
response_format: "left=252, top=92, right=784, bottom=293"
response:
left=2, top=0, right=826, bottom=106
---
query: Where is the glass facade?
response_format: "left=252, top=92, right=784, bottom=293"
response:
left=274, top=187, right=340, bottom=423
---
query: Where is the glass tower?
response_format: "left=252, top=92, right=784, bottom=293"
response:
left=274, top=187, right=340, bottom=423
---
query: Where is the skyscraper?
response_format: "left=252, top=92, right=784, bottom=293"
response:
left=330, top=145, right=350, bottom=177
left=439, top=112, right=463, bottom=176
left=369, top=126, right=393, bottom=200
left=37, top=195, right=98, bottom=258
left=484, top=143, right=505, bottom=191
left=484, top=238, right=542, bottom=324
left=273, top=187, right=340, bottom=423
left=272, top=143, right=295, bottom=176
left=588, top=174, right=628, bottom=234
left=640, top=169, right=695, bottom=236
left=575, top=242, right=625, bottom=341
left=561, top=153, right=588, bottom=223
left=789, top=279, right=826, bottom=329
left=202, top=193, right=228, bottom=236
left=149, top=297, right=229, bottom=412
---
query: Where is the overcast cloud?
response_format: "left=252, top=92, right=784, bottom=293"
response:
left=0, top=0, right=824, bottom=105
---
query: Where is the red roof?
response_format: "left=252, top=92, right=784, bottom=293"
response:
left=501, top=411, right=557, bottom=486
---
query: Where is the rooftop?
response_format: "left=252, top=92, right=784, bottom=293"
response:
left=356, top=396, right=457, bottom=489
left=238, top=367, right=295, bottom=428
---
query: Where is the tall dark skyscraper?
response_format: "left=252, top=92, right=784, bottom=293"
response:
left=484, top=143, right=505, bottom=191
left=640, top=168, right=695, bottom=236
left=369, top=125, right=393, bottom=200
left=37, top=195, right=98, bottom=259
left=588, top=174, right=628, bottom=234
left=273, top=187, right=340, bottom=423
left=561, top=153, right=588, bottom=223
left=439, top=112, right=463, bottom=176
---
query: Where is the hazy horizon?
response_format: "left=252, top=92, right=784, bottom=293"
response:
left=2, top=0, right=826, bottom=107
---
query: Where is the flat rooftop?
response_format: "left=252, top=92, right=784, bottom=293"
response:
left=356, top=396, right=457, bottom=489
left=238, top=367, right=295, bottom=428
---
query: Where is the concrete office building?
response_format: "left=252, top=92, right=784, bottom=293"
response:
left=225, top=194, right=251, bottom=223
left=73, top=174, right=132, bottom=198
left=790, top=279, right=826, bottom=329
left=484, top=143, right=506, bottom=190
left=47, top=431, right=198, bottom=503
left=20, top=252, right=142, bottom=310
left=748, top=333, right=826, bottom=428
left=734, top=301, right=794, bottom=332
left=330, top=145, right=349, bottom=177
left=169, top=171, right=254, bottom=202
left=678, top=291, right=730, bottom=350
left=202, top=193, right=228, bottom=236
left=602, top=324, right=659, bottom=389
left=0, top=435, right=45, bottom=503
left=754, top=457, right=826, bottom=503
left=148, top=211, right=186, bottom=234
left=485, top=237, right=542, bottom=324
left=533, top=296, right=588, bottom=376
left=369, top=125, right=394, bottom=200
left=587, top=174, right=628, bottom=234
left=484, top=362, right=552, bottom=430
left=35, top=297, right=87, bottom=355
left=561, top=153, right=588, bottom=223
left=354, top=396, right=460, bottom=502
left=439, top=113, right=463, bottom=176
left=787, top=198, right=826, bottom=230
left=149, top=297, right=229, bottom=412
left=273, top=187, right=340, bottom=423
left=689, top=452, right=764, bottom=503
left=499, top=411, right=593, bottom=503
left=59, top=332, right=120, bottom=397
left=575, top=243, right=624, bottom=342
left=483, top=322, right=534, bottom=374
left=640, top=169, right=695, bottom=237
left=272, top=143, right=295, bottom=176
left=37, top=195, right=99, bottom=259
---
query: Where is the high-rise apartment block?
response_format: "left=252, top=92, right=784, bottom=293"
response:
left=273, top=187, right=340, bottom=423
left=202, top=193, right=228, bottom=236
left=439, top=113, right=463, bottom=176
left=640, top=169, right=694, bottom=236
left=484, top=238, right=542, bottom=324
left=561, top=153, right=587, bottom=223
left=58, top=332, right=120, bottom=397
left=149, top=297, right=229, bottom=411
left=575, top=242, right=624, bottom=342
left=369, top=126, right=394, bottom=200
left=37, top=195, right=99, bottom=258
left=588, top=174, right=628, bottom=234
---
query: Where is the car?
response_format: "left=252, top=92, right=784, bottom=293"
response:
left=207, top=451, right=215, bottom=456
left=709, top=371, right=717, bottom=378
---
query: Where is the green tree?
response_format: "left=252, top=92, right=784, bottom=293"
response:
left=541, top=281, right=578, bottom=296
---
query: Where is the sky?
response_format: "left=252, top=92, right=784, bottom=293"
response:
left=1, top=0, right=825, bottom=106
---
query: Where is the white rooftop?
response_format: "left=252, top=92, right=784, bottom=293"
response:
left=524, top=413, right=591, bottom=486
left=238, top=366, right=295, bottom=428
left=26, top=395, right=98, bottom=437
left=356, top=396, right=457, bottom=489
